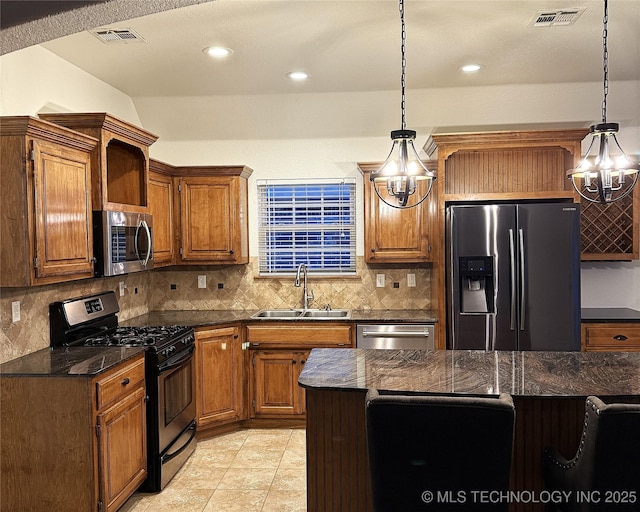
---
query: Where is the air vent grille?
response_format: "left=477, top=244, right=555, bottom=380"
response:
left=530, top=8, right=585, bottom=27
left=90, top=28, right=147, bottom=44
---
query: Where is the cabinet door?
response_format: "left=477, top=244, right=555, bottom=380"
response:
left=364, top=179, right=431, bottom=263
left=179, top=176, right=242, bottom=263
left=148, top=171, right=175, bottom=265
left=195, top=326, right=245, bottom=427
left=252, top=351, right=304, bottom=417
left=97, top=386, right=147, bottom=512
left=32, top=139, right=94, bottom=281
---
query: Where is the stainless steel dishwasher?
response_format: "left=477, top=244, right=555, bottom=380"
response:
left=356, top=324, right=435, bottom=350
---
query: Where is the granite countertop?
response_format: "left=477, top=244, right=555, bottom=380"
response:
left=581, top=307, right=640, bottom=323
left=0, top=346, right=146, bottom=377
left=298, top=348, right=640, bottom=398
left=120, top=309, right=438, bottom=328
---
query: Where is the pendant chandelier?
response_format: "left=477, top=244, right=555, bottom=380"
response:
left=370, top=0, right=435, bottom=209
left=567, top=0, right=639, bottom=203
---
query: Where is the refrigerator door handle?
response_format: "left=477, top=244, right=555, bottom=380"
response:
left=509, top=229, right=516, bottom=331
left=519, top=228, right=526, bottom=331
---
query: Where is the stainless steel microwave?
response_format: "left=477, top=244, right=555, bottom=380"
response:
left=93, top=211, right=153, bottom=277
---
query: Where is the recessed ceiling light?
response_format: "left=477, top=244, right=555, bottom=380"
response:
left=461, top=64, right=482, bottom=73
left=203, top=46, right=233, bottom=58
left=287, top=71, right=310, bottom=81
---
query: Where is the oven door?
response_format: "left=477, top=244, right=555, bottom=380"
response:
left=157, top=344, right=196, bottom=452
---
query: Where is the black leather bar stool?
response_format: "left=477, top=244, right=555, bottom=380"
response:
left=543, top=395, right=640, bottom=512
left=365, top=389, right=516, bottom=512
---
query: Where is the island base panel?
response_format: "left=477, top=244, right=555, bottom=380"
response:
left=305, top=389, right=628, bottom=512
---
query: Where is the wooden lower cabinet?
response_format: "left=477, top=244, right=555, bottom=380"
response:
left=0, top=353, right=146, bottom=512
left=252, top=350, right=309, bottom=417
left=246, top=322, right=353, bottom=420
left=195, top=325, right=246, bottom=428
left=97, top=386, right=147, bottom=512
left=582, top=322, right=640, bottom=351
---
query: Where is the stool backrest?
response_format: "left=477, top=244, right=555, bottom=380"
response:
left=365, top=390, right=515, bottom=512
left=579, top=397, right=640, bottom=491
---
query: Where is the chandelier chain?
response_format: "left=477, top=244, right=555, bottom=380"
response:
left=601, top=0, right=609, bottom=124
left=400, top=0, right=406, bottom=130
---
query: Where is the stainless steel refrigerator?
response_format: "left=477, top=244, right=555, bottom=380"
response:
left=446, top=203, right=581, bottom=351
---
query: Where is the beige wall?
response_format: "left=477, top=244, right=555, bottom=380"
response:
left=1, top=40, right=639, bottom=364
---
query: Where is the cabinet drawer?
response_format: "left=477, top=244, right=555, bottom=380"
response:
left=584, top=325, right=640, bottom=351
left=246, top=323, right=352, bottom=348
left=95, top=357, right=145, bottom=410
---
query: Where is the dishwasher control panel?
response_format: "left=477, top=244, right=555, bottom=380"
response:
left=356, top=324, right=435, bottom=350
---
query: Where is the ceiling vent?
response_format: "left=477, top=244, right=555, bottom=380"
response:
left=90, top=28, right=147, bottom=44
left=530, top=8, right=586, bottom=27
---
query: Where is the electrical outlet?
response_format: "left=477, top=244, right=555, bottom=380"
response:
left=119, top=281, right=126, bottom=297
left=11, top=301, right=20, bottom=323
left=198, top=275, right=206, bottom=288
left=407, top=274, right=416, bottom=287
left=376, top=274, right=385, bottom=288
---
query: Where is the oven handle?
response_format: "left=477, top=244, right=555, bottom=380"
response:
left=157, top=345, right=195, bottom=374
left=161, top=422, right=197, bottom=464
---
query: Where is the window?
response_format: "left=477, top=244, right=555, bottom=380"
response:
left=257, top=178, right=356, bottom=276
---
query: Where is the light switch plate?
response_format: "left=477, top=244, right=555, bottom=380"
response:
left=119, top=281, right=125, bottom=297
left=198, top=275, right=206, bottom=288
left=11, top=301, right=20, bottom=323
left=407, top=274, right=416, bottom=287
left=376, top=274, right=385, bottom=288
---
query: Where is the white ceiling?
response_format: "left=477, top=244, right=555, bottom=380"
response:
left=6, top=0, right=640, bottom=143
left=40, top=0, right=639, bottom=97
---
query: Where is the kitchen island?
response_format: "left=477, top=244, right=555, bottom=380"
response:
left=298, top=349, right=640, bottom=512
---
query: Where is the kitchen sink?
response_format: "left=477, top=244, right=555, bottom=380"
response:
left=251, top=309, right=351, bottom=320
left=301, top=309, right=350, bottom=318
left=252, top=309, right=302, bottom=318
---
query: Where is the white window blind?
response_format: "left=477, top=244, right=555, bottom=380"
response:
left=257, top=178, right=356, bottom=276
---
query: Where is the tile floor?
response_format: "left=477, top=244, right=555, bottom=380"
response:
left=120, top=428, right=307, bottom=512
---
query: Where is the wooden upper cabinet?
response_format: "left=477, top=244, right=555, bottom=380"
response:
left=39, top=113, right=158, bottom=213
left=148, top=159, right=176, bottom=266
left=427, top=129, right=589, bottom=202
left=0, top=116, right=98, bottom=286
left=358, top=162, right=437, bottom=263
left=175, top=166, right=252, bottom=264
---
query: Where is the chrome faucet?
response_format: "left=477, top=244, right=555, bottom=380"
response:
left=294, top=263, right=314, bottom=310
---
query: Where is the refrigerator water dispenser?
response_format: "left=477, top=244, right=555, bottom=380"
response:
left=459, top=257, right=494, bottom=313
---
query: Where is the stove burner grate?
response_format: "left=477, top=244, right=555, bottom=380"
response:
left=83, top=325, right=190, bottom=348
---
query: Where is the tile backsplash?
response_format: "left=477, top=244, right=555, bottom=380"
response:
left=0, top=273, right=151, bottom=364
left=151, top=258, right=431, bottom=311
left=1, top=257, right=431, bottom=363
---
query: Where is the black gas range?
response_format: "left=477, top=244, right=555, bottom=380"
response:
left=49, top=291, right=197, bottom=492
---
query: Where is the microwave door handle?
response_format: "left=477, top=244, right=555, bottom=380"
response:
left=136, top=220, right=152, bottom=266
